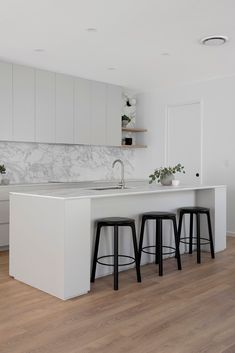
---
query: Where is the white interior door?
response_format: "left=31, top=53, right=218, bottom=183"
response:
left=166, top=102, right=202, bottom=185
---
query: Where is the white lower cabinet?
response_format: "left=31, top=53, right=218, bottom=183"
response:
left=0, top=200, right=9, bottom=247
left=0, top=224, right=9, bottom=247
left=55, top=73, right=74, bottom=144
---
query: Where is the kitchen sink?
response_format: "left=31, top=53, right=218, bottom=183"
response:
left=87, top=186, right=132, bottom=191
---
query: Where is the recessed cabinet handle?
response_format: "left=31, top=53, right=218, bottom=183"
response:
left=196, top=173, right=200, bottom=177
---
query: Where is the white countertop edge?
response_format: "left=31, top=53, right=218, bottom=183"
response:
left=10, top=184, right=227, bottom=201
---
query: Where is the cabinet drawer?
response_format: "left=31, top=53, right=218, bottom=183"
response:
left=0, top=223, right=9, bottom=246
left=0, top=201, right=9, bottom=224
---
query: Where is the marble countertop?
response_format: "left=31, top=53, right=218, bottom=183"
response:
left=10, top=182, right=226, bottom=200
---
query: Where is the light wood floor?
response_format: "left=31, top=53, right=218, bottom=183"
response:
left=1, top=238, right=235, bottom=353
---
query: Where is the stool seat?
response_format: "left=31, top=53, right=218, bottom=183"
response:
left=178, top=207, right=210, bottom=214
left=142, top=212, right=176, bottom=219
left=97, top=217, right=135, bottom=226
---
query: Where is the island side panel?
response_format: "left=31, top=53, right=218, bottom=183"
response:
left=64, top=198, right=91, bottom=299
left=10, top=193, right=65, bottom=299
left=195, top=187, right=227, bottom=252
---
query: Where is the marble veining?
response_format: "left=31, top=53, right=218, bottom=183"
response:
left=0, top=142, right=135, bottom=184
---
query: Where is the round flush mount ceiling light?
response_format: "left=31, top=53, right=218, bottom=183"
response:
left=86, top=27, right=97, bottom=32
left=200, top=35, right=228, bottom=46
left=34, top=48, right=45, bottom=52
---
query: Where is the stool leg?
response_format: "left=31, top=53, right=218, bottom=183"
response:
left=178, top=212, right=183, bottom=244
left=139, top=217, right=146, bottom=265
left=158, top=219, right=163, bottom=276
left=176, top=212, right=183, bottom=258
left=189, top=213, right=193, bottom=254
left=130, top=223, right=141, bottom=283
left=206, top=211, right=215, bottom=259
left=114, top=225, right=119, bottom=290
left=172, top=217, right=182, bottom=270
left=91, top=224, right=102, bottom=282
left=196, top=214, right=201, bottom=264
left=155, top=219, right=159, bottom=264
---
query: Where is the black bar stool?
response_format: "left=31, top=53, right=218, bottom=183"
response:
left=91, top=217, right=141, bottom=290
left=178, top=207, right=215, bottom=264
left=139, top=212, right=182, bottom=276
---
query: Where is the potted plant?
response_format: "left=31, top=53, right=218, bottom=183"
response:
left=0, top=164, right=6, bottom=184
left=122, top=115, right=131, bottom=128
left=149, top=163, right=185, bottom=186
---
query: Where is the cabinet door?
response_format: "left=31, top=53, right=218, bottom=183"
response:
left=74, top=78, right=91, bottom=145
left=55, top=73, right=74, bottom=144
left=0, top=61, right=13, bottom=141
left=106, top=84, right=122, bottom=146
left=35, top=69, right=55, bottom=143
left=91, top=81, right=106, bottom=146
left=13, top=64, right=35, bottom=141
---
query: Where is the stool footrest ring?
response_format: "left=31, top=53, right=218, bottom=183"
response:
left=97, top=254, right=136, bottom=267
left=180, top=236, right=210, bottom=246
left=141, top=245, right=176, bottom=256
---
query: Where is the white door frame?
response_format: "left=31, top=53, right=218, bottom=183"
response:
left=165, top=100, right=204, bottom=184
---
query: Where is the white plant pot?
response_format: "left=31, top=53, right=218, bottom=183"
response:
left=160, top=174, right=175, bottom=186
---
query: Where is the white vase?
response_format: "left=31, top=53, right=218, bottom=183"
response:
left=160, top=174, right=175, bottom=186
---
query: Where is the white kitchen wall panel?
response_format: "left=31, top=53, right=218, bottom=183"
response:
left=35, top=69, right=56, bottom=143
left=13, top=64, right=35, bottom=142
left=74, top=78, right=91, bottom=145
left=106, top=84, right=122, bottom=146
left=91, top=81, right=106, bottom=145
left=55, top=73, right=74, bottom=144
left=0, top=62, right=13, bottom=141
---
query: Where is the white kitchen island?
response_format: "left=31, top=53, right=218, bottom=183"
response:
left=9, top=183, right=226, bottom=300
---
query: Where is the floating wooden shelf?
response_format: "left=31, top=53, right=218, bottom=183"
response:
left=121, top=144, right=147, bottom=149
left=122, top=127, right=147, bottom=133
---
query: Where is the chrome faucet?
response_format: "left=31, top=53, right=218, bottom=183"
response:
left=112, top=159, right=126, bottom=189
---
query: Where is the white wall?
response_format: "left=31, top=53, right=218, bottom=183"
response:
left=136, top=75, right=235, bottom=233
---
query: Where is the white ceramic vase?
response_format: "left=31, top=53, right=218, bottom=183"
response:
left=160, top=174, right=175, bottom=186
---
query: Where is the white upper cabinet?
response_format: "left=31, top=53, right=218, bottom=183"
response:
left=13, top=64, right=35, bottom=142
left=91, top=81, right=106, bottom=146
left=55, top=73, right=74, bottom=144
left=35, top=69, right=55, bottom=143
left=0, top=60, right=124, bottom=147
left=74, top=78, right=91, bottom=145
left=106, top=84, right=122, bottom=146
left=0, top=62, right=13, bottom=141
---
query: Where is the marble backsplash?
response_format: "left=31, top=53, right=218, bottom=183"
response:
left=0, top=142, right=136, bottom=184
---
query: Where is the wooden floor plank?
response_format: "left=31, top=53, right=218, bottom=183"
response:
left=0, top=238, right=235, bottom=353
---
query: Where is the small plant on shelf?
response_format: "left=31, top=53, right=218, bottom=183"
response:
left=0, top=164, right=6, bottom=175
left=149, top=163, right=185, bottom=185
left=122, top=115, right=131, bottom=128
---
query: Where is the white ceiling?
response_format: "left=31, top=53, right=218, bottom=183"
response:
left=0, top=0, right=235, bottom=90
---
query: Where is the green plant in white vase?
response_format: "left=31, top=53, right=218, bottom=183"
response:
left=149, top=163, right=185, bottom=186
left=0, top=164, right=6, bottom=184
left=122, top=115, right=131, bottom=128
